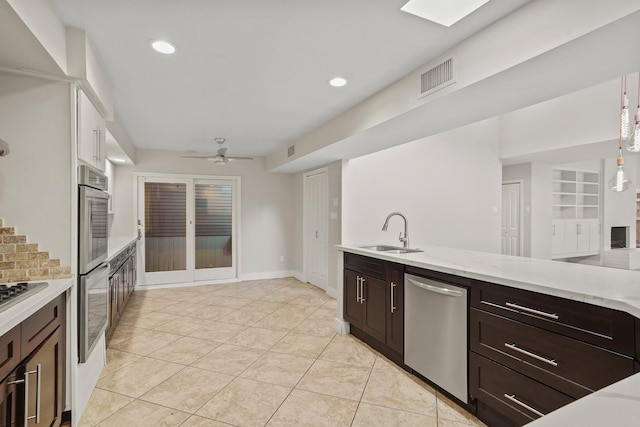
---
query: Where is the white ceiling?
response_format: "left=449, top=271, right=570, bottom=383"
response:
left=49, top=0, right=530, bottom=158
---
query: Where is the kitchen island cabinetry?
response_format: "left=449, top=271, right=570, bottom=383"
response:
left=337, top=244, right=640, bottom=427
left=343, top=253, right=405, bottom=364
left=469, top=280, right=636, bottom=426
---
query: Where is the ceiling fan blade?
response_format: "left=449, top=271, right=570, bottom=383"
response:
left=226, top=156, right=254, bottom=160
left=180, top=155, right=218, bottom=159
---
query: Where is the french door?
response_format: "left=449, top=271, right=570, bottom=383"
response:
left=137, top=175, right=239, bottom=286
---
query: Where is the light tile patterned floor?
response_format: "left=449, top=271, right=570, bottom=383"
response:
left=79, top=277, right=486, bottom=427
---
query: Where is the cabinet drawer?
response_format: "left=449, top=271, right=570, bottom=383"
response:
left=21, top=294, right=64, bottom=359
left=470, top=352, right=574, bottom=426
left=470, top=281, right=635, bottom=355
left=0, top=326, right=20, bottom=382
left=344, top=253, right=385, bottom=280
left=470, top=308, right=634, bottom=398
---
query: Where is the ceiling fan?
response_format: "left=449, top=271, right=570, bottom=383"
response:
left=181, top=138, right=253, bottom=164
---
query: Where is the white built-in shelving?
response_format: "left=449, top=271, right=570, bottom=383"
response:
left=552, top=169, right=600, bottom=258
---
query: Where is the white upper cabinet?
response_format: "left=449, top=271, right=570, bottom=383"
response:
left=77, top=89, right=106, bottom=172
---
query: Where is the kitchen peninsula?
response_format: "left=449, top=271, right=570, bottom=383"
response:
left=336, top=243, right=640, bottom=426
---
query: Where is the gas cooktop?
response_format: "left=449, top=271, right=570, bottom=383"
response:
left=0, top=282, right=48, bottom=313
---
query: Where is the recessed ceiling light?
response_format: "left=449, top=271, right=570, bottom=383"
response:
left=401, top=0, right=490, bottom=27
left=151, top=40, right=176, bottom=54
left=329, top=77, right=348, bottom=87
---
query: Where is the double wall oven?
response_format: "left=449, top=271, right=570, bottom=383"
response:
left=78, top=165, right=109, bottom=363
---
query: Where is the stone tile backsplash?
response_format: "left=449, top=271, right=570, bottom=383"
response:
left=0, top=219, right=72, bottom=283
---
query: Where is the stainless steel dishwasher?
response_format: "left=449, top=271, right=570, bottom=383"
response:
left=404, top=273, right=468, bottom=403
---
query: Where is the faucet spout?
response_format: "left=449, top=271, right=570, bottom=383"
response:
left=382, top=212, right=409, bottom=248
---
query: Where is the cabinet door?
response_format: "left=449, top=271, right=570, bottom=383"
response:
left=116, top=268, right=125, bottom=314
left=24, top=327, right=63, bottom=427
left=386, top=263, right=404, bottom=355
left=77, top=90, right=106, bottom=172
left=0, top=369, right=19, bottom=427
left=576, top=221, right=590, bottom=253
left=588, top=221, right=600, bottom=252
left=551, top=221, right=566, bottom=256
left=343, top=269, right=362, bottom=328
left=109, top=276, right=118, bottom=326
left=361, top=275, right=387, bottom=344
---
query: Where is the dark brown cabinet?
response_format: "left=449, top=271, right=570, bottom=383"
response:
left=469, top=280, right=638, bottom=426
left=385, top=262, right=404, bottom=355
left=343, top=253, right=404, bottom=363
left=106, top=241, right=137, bottom=339
left=23, top=327, right=63, bottom=427
left=0, top=294, right=65, bottom=427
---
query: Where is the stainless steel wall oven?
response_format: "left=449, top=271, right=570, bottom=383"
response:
left=78, top=165, right=109, bottom=363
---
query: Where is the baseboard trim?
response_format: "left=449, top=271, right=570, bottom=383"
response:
left=334, top=317, right=350, bottom=335
left=240, top=270, right=299, bottom=281
left=135, top=278, right=240, bottom=291
left=135, top=270, right=308, bottom=291
left=325, top=287, right=337, bottom=299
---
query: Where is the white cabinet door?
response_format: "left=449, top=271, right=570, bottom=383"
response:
left=551, top=221, right=567, bottom=256
left=77, top=90, right=105, bottom=171
left=587, top=221, right=600, bottom=252
left=576, top=222, right=590, bottom=253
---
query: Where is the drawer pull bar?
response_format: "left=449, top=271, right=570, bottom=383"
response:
left=503, top=394, right=545, bottom=418
left=505, top=302, right=559, bottom=320
left=505, top=343, right=558, bottom=367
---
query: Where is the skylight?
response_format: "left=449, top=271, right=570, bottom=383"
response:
left=401, top=0, right=491, bottom=27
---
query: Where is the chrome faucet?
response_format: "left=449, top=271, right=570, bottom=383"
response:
left=382, top=212, right=409, bottom=248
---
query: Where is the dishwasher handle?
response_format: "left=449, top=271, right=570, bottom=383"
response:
left=406, top=277, right=464, bottom=297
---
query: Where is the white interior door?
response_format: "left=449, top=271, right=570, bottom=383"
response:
left=305, top=170, right=328, bottom=290
left=137, top=175, right=238, bottom=286
left=501, top=182, right=521, bottom=256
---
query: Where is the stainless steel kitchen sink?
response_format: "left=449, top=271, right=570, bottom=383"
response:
left=359, top=245, right=423, bottom=254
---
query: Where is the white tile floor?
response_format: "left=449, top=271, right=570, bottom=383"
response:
left=79, top=277, right=486, bottom=427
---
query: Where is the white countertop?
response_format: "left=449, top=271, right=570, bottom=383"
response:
left=338, top=244, right=640, bottom=318
left=108, top=236, right=137, bottom=260
left=338, top=243, right=640, bottom=426
left=524, top=372, right=640, bottom=426
left=0, top=278, right=73, bottom=337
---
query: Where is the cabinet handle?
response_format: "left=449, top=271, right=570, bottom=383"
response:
left=552, top=224, right=555, bottom=236
left=505, top=302, right=559, bottom=320
left=360, top=277, right=366, bottom=303
left=17, top=365, right=40, bottom=427
left=504, top=343, right=558, bottom=367
left=93, top=129, right=99, bottom=163
left=503, top=394, right=545, bottom=418
left=390, top=282, right=396, bottom=313
left=355, top=276, right=361, bottom=303
left=35, top=363, right=41, bottom=424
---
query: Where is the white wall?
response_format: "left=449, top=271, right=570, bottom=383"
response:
left=0, top=73, right=72, bottom=264
left=343, top=118, right=501, bottom=253
left=530, top=163, right=553, bottom=259
left=111, top=149, right=296, bottom=278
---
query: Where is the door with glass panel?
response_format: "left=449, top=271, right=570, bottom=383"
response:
left=137, top=176, right=238, bottom=285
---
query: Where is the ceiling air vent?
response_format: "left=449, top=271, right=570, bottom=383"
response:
left=419, top=57, right=455, bottom=98
left=287, top=145, right=295, bottom=157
